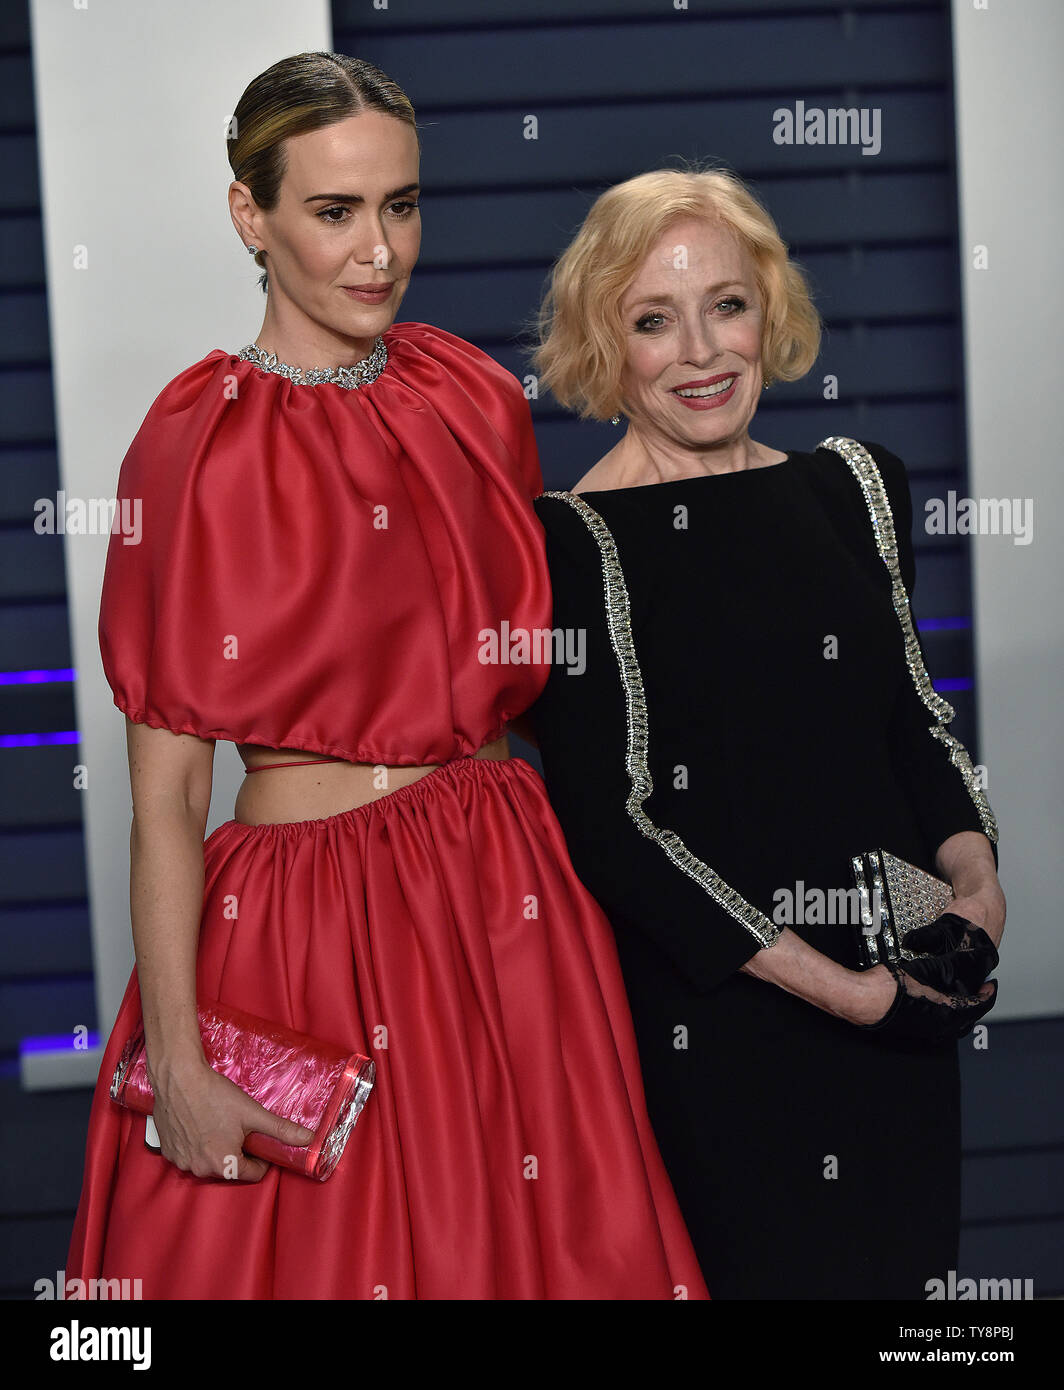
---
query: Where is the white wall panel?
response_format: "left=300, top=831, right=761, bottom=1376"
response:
left=952, top=0, right=1063, bottom=1017
left=30, top=0, right=332, bottom=1046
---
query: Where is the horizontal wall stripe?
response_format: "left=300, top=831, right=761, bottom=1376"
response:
left=0, top=904, right=92, bottom=975
left=336, top=0, right=947, bottom=37
left=358, top=12, right=950, bottom=106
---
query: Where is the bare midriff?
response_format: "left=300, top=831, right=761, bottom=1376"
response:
left=232, top=737, right=510, bottom=827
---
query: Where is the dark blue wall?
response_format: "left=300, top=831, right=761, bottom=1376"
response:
left=1, top=0, right=1058, bottom=1298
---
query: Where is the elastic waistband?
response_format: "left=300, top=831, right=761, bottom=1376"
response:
left=219, top=752, right=531, bottom=841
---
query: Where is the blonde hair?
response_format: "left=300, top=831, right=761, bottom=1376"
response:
left=227, top=52, right=418, bottom=294
left=534, top=165, right=821, bottom=419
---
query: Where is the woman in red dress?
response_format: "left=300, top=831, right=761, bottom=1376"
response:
left=64, top=52, right=707, bottom=1300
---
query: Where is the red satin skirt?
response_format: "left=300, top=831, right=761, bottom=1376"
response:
left=65, top=755, right=709, bottom=1299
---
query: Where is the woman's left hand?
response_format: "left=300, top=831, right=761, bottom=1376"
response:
left=942, top=884, right=1006, bottom=949
left=901, top=911, right=999, bottom=996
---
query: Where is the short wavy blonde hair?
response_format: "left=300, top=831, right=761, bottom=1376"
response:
left=534, top=165, right=821, bottom=420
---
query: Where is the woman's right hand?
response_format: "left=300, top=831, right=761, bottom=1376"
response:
left=149, top=1056, right=316, bottom=1181
left=742, top=927, right=996, bottom=1040
left=848, top=962, right=997, bottom=1040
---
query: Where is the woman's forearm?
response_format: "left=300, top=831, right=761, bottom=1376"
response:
left=739, top=926, right=889, bottom=1025
left=934, top=829, right=999, bottom=895
left=129, top=807, right=210, bottom=1085
left=933, top=830, right=1006, bottom=946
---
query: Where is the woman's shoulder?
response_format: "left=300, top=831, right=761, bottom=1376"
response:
left=804, top=437, right=907, bottom=483
left=385, top=321, right=536, bottom=483
left=124, top=348, right=245, bottom=451
left=801, top=437, right=912, bottom=522
left=533, top=487, right=615, bottom=583
left=127, top=348, right=233, bottom=424
left=386, top=320, right=526, bottom=400
left=533, top=481, right=666, bottom=606
left=148, top=347, right=235, bottom=397
left=113, top=350, right=242, bottom=487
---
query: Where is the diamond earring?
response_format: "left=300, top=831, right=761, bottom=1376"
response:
left=247, top=245, right=258, bottom=255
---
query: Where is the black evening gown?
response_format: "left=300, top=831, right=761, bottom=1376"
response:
left=529, top=440, right=999, bottom=1301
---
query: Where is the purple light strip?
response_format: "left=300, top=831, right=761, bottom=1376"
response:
left=0, top=667, right=76, bottom=685
left=20, top=1033, right=100, bottom=1055
left=934, top=677, right=974, bottom=693
left=0, top=731, right=80, bottom=747
left=917, top=617, right=972, bottom=632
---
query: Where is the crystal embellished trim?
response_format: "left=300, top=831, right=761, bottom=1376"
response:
left=236, top=337, right=388, bottom=389
left=818, top=436, right=999, bottom=844
left=852, top=848, right=956, bottom=967
left=318, top=1058, right=375, bottom=1180
left=541, top=490, right=782, bottom=950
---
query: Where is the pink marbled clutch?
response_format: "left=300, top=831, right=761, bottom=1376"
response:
left=110, top=999, right=375, bottom=1181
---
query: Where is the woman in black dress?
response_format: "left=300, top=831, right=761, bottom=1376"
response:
left=527, top=168, right=1005, bottom=1299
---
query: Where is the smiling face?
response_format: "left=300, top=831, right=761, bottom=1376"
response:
left=618, top=215, right=767, bottom=453
left=231, top=109, right=421, bottom=354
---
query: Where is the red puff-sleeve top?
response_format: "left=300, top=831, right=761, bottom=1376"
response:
left=98, top=321, right=552, bottom=764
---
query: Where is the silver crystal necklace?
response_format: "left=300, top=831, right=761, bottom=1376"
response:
left=237, top=336, right=388, bottom=390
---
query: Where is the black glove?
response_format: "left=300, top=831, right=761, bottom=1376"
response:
left=899, top=912, right=1000, bottom=996
left=859, top=960, right=998, bottom=1042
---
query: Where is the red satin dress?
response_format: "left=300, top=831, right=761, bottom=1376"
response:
left=65, top=321, right=710, bottom=1300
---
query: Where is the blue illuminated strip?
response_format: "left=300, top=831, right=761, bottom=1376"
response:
left=20, top=1033, right=100, bottom=1055
left=0, top=667, right=76, bottom=684
left=933, top=677, right=973, bottom=693
left=914, top=618, right=974, bottom=690
left=917, top=617, right=972, bottom=631
left=0, top=731, right=80, bottom=747
left=1, top=669, right=81, bottom=744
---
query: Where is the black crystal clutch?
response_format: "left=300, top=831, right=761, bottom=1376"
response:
left=850, top=849, right=955, bottom=969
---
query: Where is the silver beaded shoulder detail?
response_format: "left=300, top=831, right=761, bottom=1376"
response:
left=540, top=489, right=782, bottom=950
left=818, top=436, right=999, bottom=844
left=236, top=337, right=388, bottom=389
